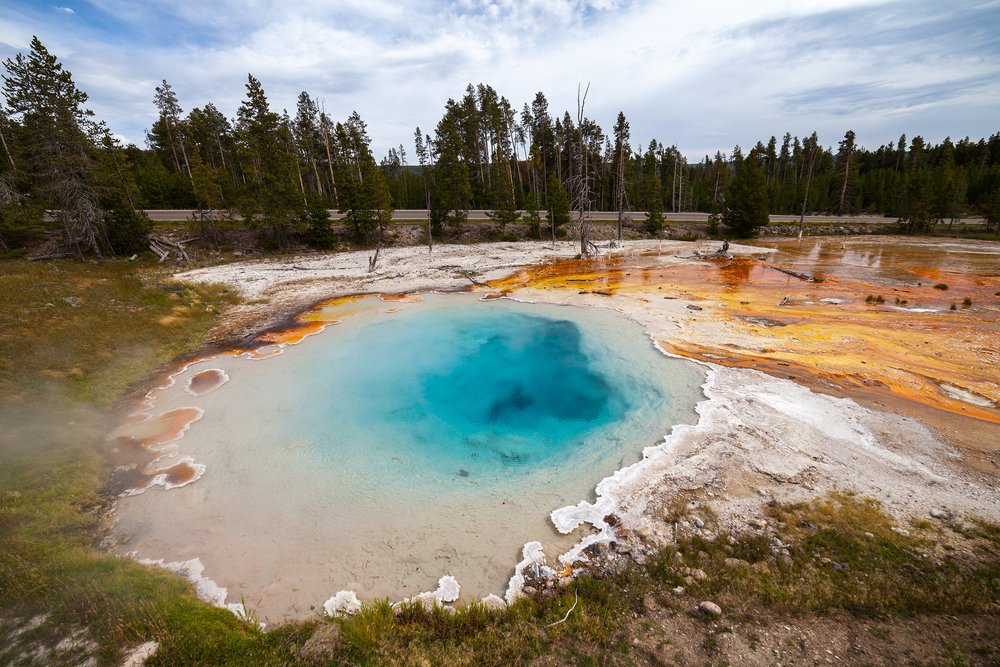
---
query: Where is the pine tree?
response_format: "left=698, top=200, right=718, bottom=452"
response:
left=612, top=111, right=631, bottom=242
left=429, top=100, right=471, bottom=236
left=335, top=112, right=393, bottom=242
left=234, top=74, right=300, bottom=247
left=644, top=171, right=664, bottom=234
left=545, top=173, right=570, bottom=241
left=2, top=36, right=107, bottom=258
left=723, top=148, right=769, bottom=236
left=152, top=80, right=192, bottom=182
left=486, top=162, right=518, bottom=234
left=834, top=130, right=858, bottom=213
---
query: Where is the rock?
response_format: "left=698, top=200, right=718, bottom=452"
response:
left=299, top=624, right=342, bottom=664
left=62, top=296, right=83, bottom=307
left=891, top=527, right=910, bottom=536
left=698, top=601, right=723, bottom=617
left=632, top=552, right=647, bottom=565
left=672, top=586, right=685, bottom=595
left=616, top=543, right=632, bottom=554
left=692, top=516, right=705, bottom=529
left=690, top=568, right=708, bottom=581
left=864, top=532, right=875, bottom=538
left=748, top=518, right=767, bottom=529
left=686, top=304, right=703, bottom=310
left=120, top=641, right=158, bottom=667
left=723, top=558, right=749, bottom=569
left=642, top=595, right=658, bottom=613
left=521, top=586, right=537, bottom=595
left=779, top=554, right=794, bottom=567
left=930, top=507, right=948, bottom=519
left=323, top=591, right=361, bottom=617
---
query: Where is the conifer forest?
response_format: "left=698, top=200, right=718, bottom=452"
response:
left=2, top=37, right=999, bottom=257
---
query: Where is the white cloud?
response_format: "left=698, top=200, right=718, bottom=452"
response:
left=56, top=6, right=75, bottom=14
left=2, top=0, right=998, bottom=159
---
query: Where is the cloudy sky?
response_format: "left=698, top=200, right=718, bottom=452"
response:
left=1, top=0, right=998, bottom=160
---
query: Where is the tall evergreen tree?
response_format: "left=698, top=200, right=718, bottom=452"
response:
left=234, top=74, right=300, bottom=246
left=612, top=111, right=631, bottom=242
left=723, top=148, right=769, bottom=236
left=3, top=37, right=107, bottom=258
left=429, top=100, right=471, bottom=236
left=834, top=130, right=858, bottom=214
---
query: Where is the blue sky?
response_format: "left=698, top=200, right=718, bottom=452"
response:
left=2, top=0, right=998, bottom=160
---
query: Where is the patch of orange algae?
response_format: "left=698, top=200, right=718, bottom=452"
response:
left=379, top=293, right=423, bottom=302
left=149, top=460, right=199, bottom=486
left=116, top=407, right=203, bottom=449
left=106, top=407, right=205, bottom=493
left=255, top=295, right=370, bottom=346
left=256, top=320, right=334, bottom=346
left=187, top=369, right=227, bottom=396
left=493, top=239, right=1000, bottom=433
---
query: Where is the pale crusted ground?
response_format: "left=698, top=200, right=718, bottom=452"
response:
left=177, top=239, right=749, bottom=343
left=170, top=238, right=1000, bottom=613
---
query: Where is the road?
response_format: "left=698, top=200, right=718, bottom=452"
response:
left=144, top=209, right=909, bottom=224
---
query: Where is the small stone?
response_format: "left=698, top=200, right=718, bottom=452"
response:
left=692, top=516, right=705, bottom=529
left=723, top=558, right=749, bottom=569
left=632, top=552, right=647, bottom=565
left=779, top=554, right=794, bottom=567
left=62, top=296, right=83, bottom=307
left=686, top=304, right=703, bottom=311
left=299, top=624, right=342, bottom=664
left=521, top=586, right=537, bottom=595
left=616, top=543, right=632, bottom=554
left=748, top=518, right=767, bottom=529
left=930, top=508, right=946, bottom=519
left=864, top=532, right=875, bottom=538
left=672, top=586, right=685, bottom=595
left=689, top=568, right=708, bottom=581
left=698, top=601, right=723, bottom=617
left=891, top=527, right=910, bottom=536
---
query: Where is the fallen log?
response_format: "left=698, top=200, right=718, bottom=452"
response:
left=460, top=270, right=491, bottom=287
left=150, top=235, right=190, bottom=262
left=28, top=251, right=72, bottom=261
left=766, top=265, right=822, bottom=282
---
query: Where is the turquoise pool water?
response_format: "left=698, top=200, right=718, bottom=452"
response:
left=114, top=294, right=706, bottom=618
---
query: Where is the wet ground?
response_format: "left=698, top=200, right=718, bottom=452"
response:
left=491, top=237, right=1000, bottom=461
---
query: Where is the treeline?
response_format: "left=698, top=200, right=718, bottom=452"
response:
left=2, top=37, right=1000, bottom=258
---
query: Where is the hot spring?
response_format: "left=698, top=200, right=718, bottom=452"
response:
left=111, top=293, right=706, bottom=620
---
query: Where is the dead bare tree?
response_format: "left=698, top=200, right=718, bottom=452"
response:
left=567, top=83, right=595, bottom=256
left=798, top=134, right=818, bottom=240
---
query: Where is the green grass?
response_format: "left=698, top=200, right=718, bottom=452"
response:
left=650, top=493, right=1000, bottom=618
